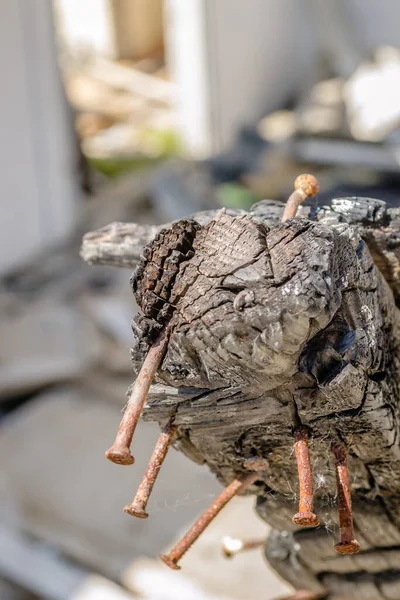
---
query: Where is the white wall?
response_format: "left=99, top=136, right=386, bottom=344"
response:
left=165, top=0, right=317, bottom=158
left=54, top=0, right=116, bottom=59
left=166, top=0, right=400, bottom=158
left=0, top=0, right=80, bottom=274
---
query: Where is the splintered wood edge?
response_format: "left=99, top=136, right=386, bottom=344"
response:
left=79, top=209, right=234, bottom=270
left=80, top=221, right=162, bottom=269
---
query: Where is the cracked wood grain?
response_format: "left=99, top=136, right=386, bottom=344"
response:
left=82, top=197, right=400, bottom=600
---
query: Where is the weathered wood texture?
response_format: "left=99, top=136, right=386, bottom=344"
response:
left=81, top=221, right=160, bottom=270
left=81, top=199, right=400, bottom=306
left=82, top=197, right=400, bottom=600
left=80, top=208, right=242, bottom=269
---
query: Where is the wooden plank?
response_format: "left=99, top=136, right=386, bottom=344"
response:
left=165, top=0, right=317, bottom=156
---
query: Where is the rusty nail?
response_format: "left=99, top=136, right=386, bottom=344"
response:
left=292, top=428, right=320, bottom=528
left=278, top=591, right=329, bottom=600
left=124, top=418, right=177, bottom=518
left=282, top=174, right=320, bottom=222
left=105, top=324, right=171, bottom=465
left=332, top=443, right=360, bottom=554
left=160, top=471, right=260, bottom=570
left=221, top=536, right=264, bottom=558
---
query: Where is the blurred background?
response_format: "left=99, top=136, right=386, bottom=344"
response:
left=2, top=1, right=400, bottom=598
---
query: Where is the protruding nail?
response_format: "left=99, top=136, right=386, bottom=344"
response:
left=105, top=324, right=170, bottom=465
left=277, top=591, right=329, bottom=600
left=282, top=174, right=320, bottom=222
left=160, top=472, right=261, bottom=570
left=221, top=536, right=264, bottom=558
left=332, top=443, right=360, bottom=554
left=292, top=428, right=320, bottom=528
left=124, top=418, right=177, bottom=518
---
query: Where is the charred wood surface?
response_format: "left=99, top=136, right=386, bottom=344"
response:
left=82, top=197, right=400, bottom=600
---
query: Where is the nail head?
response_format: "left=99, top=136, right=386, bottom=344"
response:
left=123, top=503, right=148, bottom=519
left=221, top=536, right=243, bottom=558
left=334, top=540, right=360, bottom=554
left=160, top=554, right=181, bottom=570
left=294, top=174, right=320, bottom=197
left=292, top=512, right=320, bottom=528
left=105, top=447, right=134, bottom=465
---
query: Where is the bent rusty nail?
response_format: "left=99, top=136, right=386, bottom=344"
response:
left=282, top=174, right=320, bottom=222
left=105, top=324, right=171, bottom=465
left=124, top=418, right=177, bottom=518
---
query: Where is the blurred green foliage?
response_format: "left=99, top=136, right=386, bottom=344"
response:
left=216, top=182, right=257, bottom=209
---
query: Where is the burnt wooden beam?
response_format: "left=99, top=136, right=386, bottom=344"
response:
left=82, top=196, right=400, bottom=600
left=81, top=199, right=400, bottom=308
left=80, top=221, right=160, bottom=269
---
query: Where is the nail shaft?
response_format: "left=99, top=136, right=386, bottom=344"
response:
left=292, top=428, right=319, bottom=527
left=279, top=592, right=329, bottom=600
left=160, top=472, right=259, bottom=569
left=105, top=324, right=170, bottom=465
left=221, top=536, right=264, bottom=558
left=282, top=190, right=307, bottom=222
left=332, top=443, right=360, bottom=554
left=282, top=174, right=320, bottom=222
left=124, top=419, right=177, bottom=518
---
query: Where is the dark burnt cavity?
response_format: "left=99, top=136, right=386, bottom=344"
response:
left=130, top=218, right=200, bottom=335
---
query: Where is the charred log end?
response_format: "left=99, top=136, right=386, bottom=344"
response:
left=131, top=218, right=200, bottom=321
left=130, top=219, right=201, bottom=353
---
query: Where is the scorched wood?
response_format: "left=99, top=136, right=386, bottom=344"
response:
left=81, top=187, right=400, bottom=600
